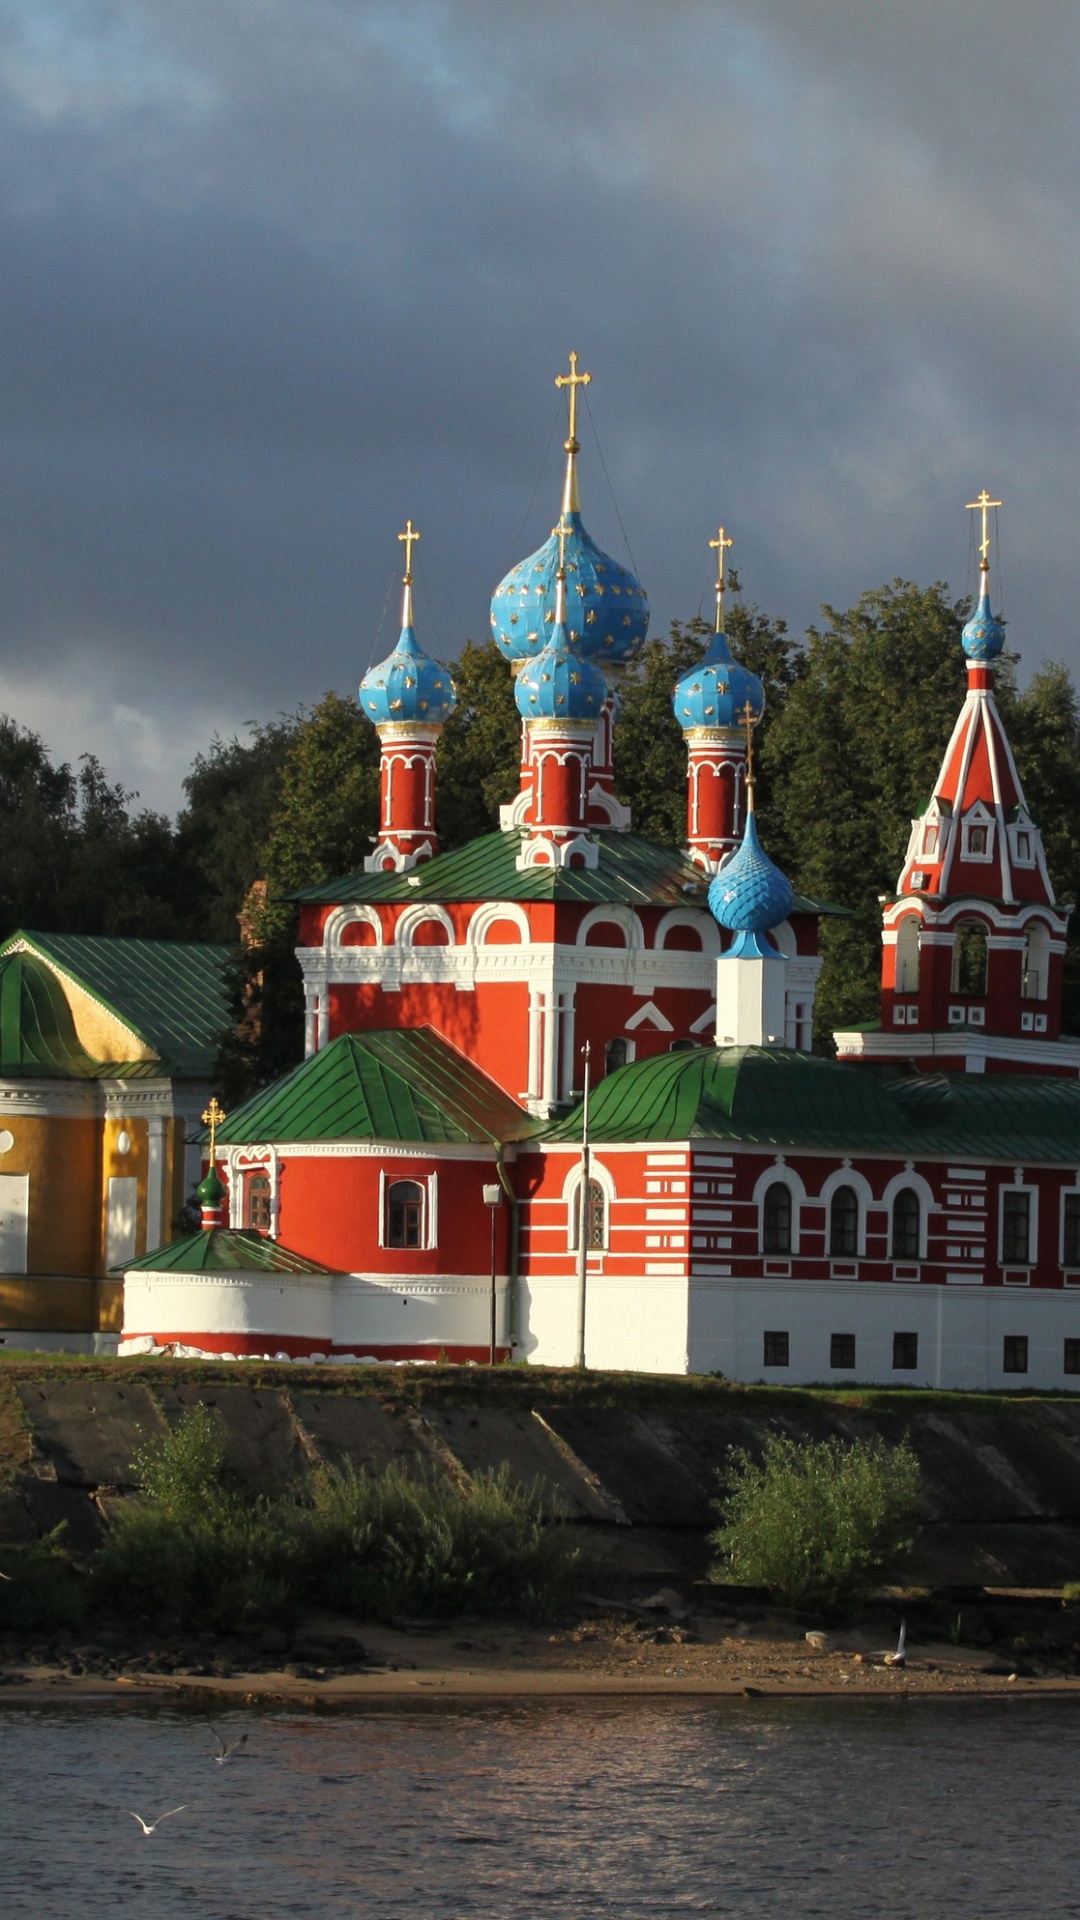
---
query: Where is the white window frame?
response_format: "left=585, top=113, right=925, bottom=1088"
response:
left=563, top=1159, right=616, bottom=1253
left=999, top=1182, right=1037, bottom=1269
left=378, top=1169, right=437, bottom=1251
left=818, top=1167, right=874, bottom=1260
left=881, top=1170, right=933, bottom=1261
left=752, top=1163, right=806, bottom=1256
left=961, top=804, right=995, bottom=863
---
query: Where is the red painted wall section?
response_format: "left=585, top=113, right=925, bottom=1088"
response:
left=277, top=1152, right=503, bottom=1276
left=518, top=1142, right=1080, bottom=1291
left=327, top=979, right=532, bottom=1094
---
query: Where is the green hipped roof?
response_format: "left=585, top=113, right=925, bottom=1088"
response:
left=542, top=1045, right=1080, bottom=1162
left=0, top=949, right=147, bottom=1078
left=209, top=1027, right=534, bottom=1147
left=0, top=931, right=232, bottom=1078
left=286, top=828, right=846, bottom=917
left=121, top=1229, right=340, bottom=1275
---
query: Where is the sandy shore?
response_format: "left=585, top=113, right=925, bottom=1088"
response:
left=6, top=1608, right=1080, bottom=1704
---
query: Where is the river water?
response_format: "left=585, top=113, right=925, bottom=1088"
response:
left=1, top=1698, right=1077, bottom=1919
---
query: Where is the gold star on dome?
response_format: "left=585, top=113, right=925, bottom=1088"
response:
left=570, top=670, right=581, bottom=684
left=585, top=609, right=596, bottom=623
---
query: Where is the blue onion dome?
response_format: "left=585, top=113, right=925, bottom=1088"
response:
left=360, top=623, right=456, bottom=728
left=490, top=510, right=649, bottom=669
left=961, top=577, right=1005, bottom=662
left=708, top=809, right=794, bottom=933
left=673, top=629, right=764, bottom=732
left=515, top=618, right=607, bottom=723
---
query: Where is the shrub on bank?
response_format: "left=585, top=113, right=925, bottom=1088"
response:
left=709, top=1432, right=923, bottom=1614
left=0, top=1529, right=86, bottom=1633
left=91, top=1407, right=582, bottom=1631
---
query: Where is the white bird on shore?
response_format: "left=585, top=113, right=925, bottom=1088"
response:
left=884, top=1620, right=907, bottom=1668
left=127, top=1807, right=186, bottom=1836
left=210, top=1724, right=249, bottom=1764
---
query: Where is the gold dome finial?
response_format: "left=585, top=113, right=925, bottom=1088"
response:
left=552, top=513, right=571, bottom=624
left=201, top=1095, right=227, bottom=1161
left=555, top=350, right=591, bottom=515
left=738, top=697, right=762, bottom=812
left=966, top=489, right=1001, bottom=588
left=709, top=525, right=734, bottom=633
left=397, top=517, right=421, bottom=626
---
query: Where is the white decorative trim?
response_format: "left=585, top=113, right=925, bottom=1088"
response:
left=396, top=902, right=456, bottom=948
left=562, top=1156, right=617, bottom=1252
left=575, top=905, right=643, bottom=950
left=655, top=908, right=720, bottom=955
left=625, top=1000, right=674, bottom=1033
left=324, top=905, right=384, bottom=950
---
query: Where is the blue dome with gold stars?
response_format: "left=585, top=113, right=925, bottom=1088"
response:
left=360, top=624, right=456, bottom=728
left=514, top=618, right=607, bottom=724
left=708, top=811, right=794, bottom=933
left=673, top=630, right=764, bottom=732
left=961, top=587, right=1005, bottom=662
left=491, top=510, right=649, bottom=669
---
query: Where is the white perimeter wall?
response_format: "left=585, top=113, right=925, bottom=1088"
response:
left=688, top=1275, right=1080, bottom=1390
left=520, top=1270, right=689, bottom=1373
left=332, top=1275, right=507, bottom=1352
left=123, top=1272, right=334, bottom=1345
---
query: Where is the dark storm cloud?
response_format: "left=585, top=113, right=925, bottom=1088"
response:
left=0, top=0, right=1077, bottom=808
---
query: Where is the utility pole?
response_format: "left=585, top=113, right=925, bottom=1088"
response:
left=574, top=1041, right=592, bottom=1369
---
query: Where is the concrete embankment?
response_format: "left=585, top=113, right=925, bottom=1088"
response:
left=2, top=1361, right=1080, bottom=1589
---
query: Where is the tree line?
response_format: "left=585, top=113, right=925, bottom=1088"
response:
left=3, top=579, right=1078, bottom=1093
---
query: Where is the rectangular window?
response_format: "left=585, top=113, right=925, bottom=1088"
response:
left=1064, top=1339, right=1080, bottom=1376
left=1003, top=1335, right=1029, bottom=1375
left=763, top=1331, right=789, bottom=1368
left=1001, top=1190, right=1032, bottom=1265
left=830, top=1332, right=856, bottom=1370
left=892, top=1331, right=919, bottom=1371
left=0, top=1173, right=29, bottom=1276
left=105, top=1174, right=138, bottom=1270
left=1063, top=1194, right=1080, bottom=1268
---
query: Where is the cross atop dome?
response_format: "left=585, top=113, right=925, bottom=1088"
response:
left=710, top=526, right=734, bottom=632
left=962, top=487, right=1005, bottom=662
left=555, top=352, right=591, bottom=516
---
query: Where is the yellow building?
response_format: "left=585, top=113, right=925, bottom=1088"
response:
left=0, top=931, right=231, bottom=1351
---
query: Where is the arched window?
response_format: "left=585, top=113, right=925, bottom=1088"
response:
left=386, top=1179, right=425, bottom=1249
left=891, top=1187, right=921, bottom=1259
left=762, top=1182, right=792, bottom=1254
left=605, top=1038, right=628, bottom=1075
left=951, top=920, right=988, bottom=996
left=895, top=917, right=920, bottom=995
left=1023, top=923, right=1050, bottom=1002
left=246, top=1172, right=272, bottom=1233
left=829, top=1184, right=859, bottom=1257
left=570, top=1177, right=607, bottom=1251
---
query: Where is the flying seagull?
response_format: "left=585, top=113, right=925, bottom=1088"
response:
left=210, top=1725, right=249, bottom=1764
left=884, top=1620, right=907, bottom=1668
left=127, top=1807, right=187, bottom=1835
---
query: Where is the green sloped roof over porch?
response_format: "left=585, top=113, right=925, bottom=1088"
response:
left=120, top=1228, right=340, bottom=1275
left=542, top=1044, right=1080, bottom=1162
left=209, top=1027, right=535, bottom=1147
left=287, top=827, right=845, bottom=917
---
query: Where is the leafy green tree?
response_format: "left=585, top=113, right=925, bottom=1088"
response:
left=217, top=694, right=380, bottom=1099
left=764, top=582, right=970, bottom=1038
left=0, top=716, right=78, bottom=933
left=176, top=720, right=298, bottom=942
left=1005, top=663, right=1080, bottom=1034
left=710, top=1432, right=923, bottom=1615
left=435, top=640, right=520, bottom=847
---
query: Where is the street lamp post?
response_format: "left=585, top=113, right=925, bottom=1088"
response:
left=574, top=1041, right=592, bottom=1370
left=482, top=1183, right=502, bottom=1364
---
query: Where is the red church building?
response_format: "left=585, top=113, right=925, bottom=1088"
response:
left=121, top=385, right=1080, bottom=1389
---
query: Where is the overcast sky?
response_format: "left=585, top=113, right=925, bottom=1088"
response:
left=1, top=1, right=1078, bottom=814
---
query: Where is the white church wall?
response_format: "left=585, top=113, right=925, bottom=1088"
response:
left=332, top=1273, right=507, bottom=1355
left=121, top=1271, right=334, bottom=1347
left=686, top=1273, right=1080, bottom=1391
left=520, top=1269, right=689, bottom=1373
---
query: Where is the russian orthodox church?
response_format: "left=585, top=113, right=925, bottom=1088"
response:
left=116, top=378, right=1080, bottom=1389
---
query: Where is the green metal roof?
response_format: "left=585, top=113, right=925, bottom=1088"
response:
left=542, top=1045, right=1080, bottom=1162
left=0, top=949, right=153, bottom=1079
left=210, top=1027, right=534, bottom=1147
left=287, top=828, right=845, bottom=917
left=0, top=931, right=232, bottom=1078
left=120, top=1228, right=339, bottom=1275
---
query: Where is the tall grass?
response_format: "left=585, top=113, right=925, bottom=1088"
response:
left=92, top=1406, right=582, bottom=1632
left=0, top=1529, right=86, bottom=1634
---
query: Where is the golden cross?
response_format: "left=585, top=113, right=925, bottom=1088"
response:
left=553, top=513, right=570, bottom=573
left=965, top=489, right=1002, bottom=566
left=738, top=697, right=762, bottom=804
left=202, top=1096, right=226, bottom=1160
left=555, top=351, right=591, bottom=446
left=397, top=518, right=421, bottom=581
left=709, top=525, right=734, bottom=629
